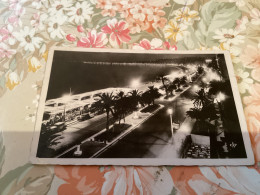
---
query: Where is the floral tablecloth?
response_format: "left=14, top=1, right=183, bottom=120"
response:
left=0, top=0, right=260, bottom=194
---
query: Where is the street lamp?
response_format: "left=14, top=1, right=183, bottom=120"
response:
left=216, top=92, right=226, bottom=102
left=167, top=108, right=174, bottom=144
left=74, top=144, right=82, bottom=156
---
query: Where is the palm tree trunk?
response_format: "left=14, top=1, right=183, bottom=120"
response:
left=162, top=77, right=167, bottom=95
left=106, top=110, right=109, bottom=131
left=118, top=116, right=121, bottom=125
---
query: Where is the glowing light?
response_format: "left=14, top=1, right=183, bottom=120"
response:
left=205, top=59, right=212, bottom=63
left=216, top=92, right=226, bottom=102
left=202, top=77, right=207, bottom=83
left=206, top=70, right=221, bottom=82
left=193, top=85, right=200, bottom=91
left=168, top=108, right=173, bottom=115
left=131, top=79, right=140, bottom=88
left=62, top=94, right=71, bottom=101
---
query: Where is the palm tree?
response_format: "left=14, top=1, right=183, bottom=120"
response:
left=197, top=66, right=204, bottom=75
left=147, top=86, right=161, bottom=105
left=208, top=80, right=232, bottom=97
left=186, top=107, right=201, bottom=121
left=116, top=91, right=125, bottom=99
left=186, top=104, right=217, bottom=135
left=180, top=76, right=188, bottom=87
left=167, top=82, right=177, bottom=96
left=157, top=74, right=169, bottom=96
left=173, top=78, right=181, bottom=92
left=114, top=91, right=128, bottom=124
left=141, top=91, right=152, bottom=106
left=129, top=89, right=142, bottom=111
left=94, top=92, right=115, bottom=131
left=192, top=88, right=211, bottom=109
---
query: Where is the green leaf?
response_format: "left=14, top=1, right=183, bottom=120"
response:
left=165, top=166, right=174, bottom=171
left=9, top=58, right=16, bottom=71
left=194, top=0, right=242, bottom=47
left=128, top=33, right=145, bottom=44
left=0, top=130, right=5, bottom=176
left=168, top=186, right=178, bottom=195
left=176, top=40, right=188, bottom=50
left=0, top=164, right=54, bottom=195
left=183, top=26, right=200, bottom=50
left=94, top=16, right=111, bottom=29
left=0, top=76, right=5, bottom=89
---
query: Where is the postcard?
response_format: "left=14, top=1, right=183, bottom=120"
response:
left=30, top=47, right=254, bottom=165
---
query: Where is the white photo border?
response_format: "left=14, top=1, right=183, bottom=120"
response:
left=30, top=47, right=255, bottom=166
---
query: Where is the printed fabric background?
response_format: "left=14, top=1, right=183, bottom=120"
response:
left=0, top=0, right=260, bottom=194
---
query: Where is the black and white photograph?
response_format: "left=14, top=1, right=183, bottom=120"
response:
left=30, top=48, right=254, bottom=165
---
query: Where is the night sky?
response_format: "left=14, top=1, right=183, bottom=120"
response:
left=46, top=51, right=226, bottom=100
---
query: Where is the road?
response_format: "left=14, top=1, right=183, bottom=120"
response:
left=98, top=87, right=196, bottom=158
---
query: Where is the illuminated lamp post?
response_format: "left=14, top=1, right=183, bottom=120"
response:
left=74, top=144, right=82, bottom=157
left=168, top=108, right=174, bottom=144
left=215, top=92, right=226, bottom=105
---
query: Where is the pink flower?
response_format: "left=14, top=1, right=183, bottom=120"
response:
left=104, top=0, right=122, bottom=12
left=120, top=0, right=138, bottom=9
left=55, top=166, right=174, bottom=195
left=163, top=41, right=177, bottom=50
left=66, top=34, right=76, bottom=42
left=55, top=166, right=106, bottom=195
left=240, top=45, right=260, bottom=82
left=235, top=16, right=248, bottom=32
left=133, top=39, right=178, bottom=51
left=146, top=7, right=165, bottom=22
left=133, top=38, right=163, bottom=50
left=101, top=8, right=116, bottom=17
left=101, top=19, right=131, bottom=47
left=77, top=30, right=108, bottom=48
left=31, top=13, right=48, bottom=31
left=8, top=0, right=26, bottom=11
left=8, top=8, right=25, bottom=27
left=244, top=83, right=260, bottom=161
left=250, top=8, right=260, bottom=25
left=0, top=25, right=16, bottom=45
left=98, top=0, right=122, bottom=17
left=101, top=166, right=174, bottom=194
left=170, top=166, right=260, bottom=194
left=130, top=5, right=147, bottom=21
left=77, top=25, right=85, bottom=33
left=126, top=17, right=143, bottom=34
left=0, top=43, right=16, bottom=58
left=152, top=17, right=167, bottom=29
left=96, top=0, right=108, bottom=9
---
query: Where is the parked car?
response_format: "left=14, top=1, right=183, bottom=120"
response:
left=77, top=113, right=90, bottom=121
